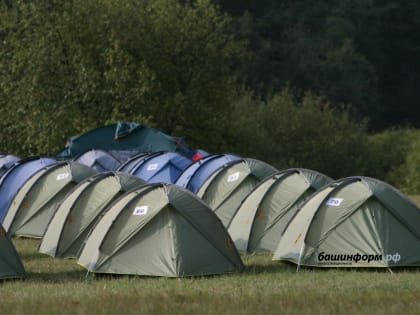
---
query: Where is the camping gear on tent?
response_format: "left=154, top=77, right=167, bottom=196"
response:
left=39, top=172, right=145, bottom=258
left=78, top=183, right=244, bottom=277
left=3, top=161, right=96, bottom=238
left=56, top=122, right=189, bottom=160
left=73, top=149, right=122, bottom=172
left=175, top=154, right=241, bottom=193
left=127, top=151, right=192, bottom=184
left=228, top=168, right=332, bottom=253
left=0, top=153, right=20, bottom=177
left=0, top=156, right=57, bottom=222
left=0, top=224, right=26, bottom=279
left=196, top=158, right=278, bottom=227
left=273, top=176, right=420, bottom=268
left=117, top=153, right=150, bottom=173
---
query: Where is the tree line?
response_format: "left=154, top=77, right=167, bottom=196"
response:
left=1, top=0, right=420, bottom=193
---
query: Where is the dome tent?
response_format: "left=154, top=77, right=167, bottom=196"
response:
left=228, top=168, right=332, bottom=253
left=0, top=156, right=57, bottom=222
left=56, top=122, right=189, bottom=160
left=39, top=172, right=145, bottom=258
left=128, top=151, right=192, bottom=184
left=3, top=161, right=96, bottom=238
left=0, top=153, right=20, bottom=177
left=273, top=176, right=420, bottom=269
left=0, top=224, right=26, bottom=280
left=78, top=183, right=244, bottom=277
left=73, top=149, right=122, bottom=172
left=196, top=158, right=278, bottom=227
left=175, top=153, right=241, bottom=193
left=117, top=153, right=150, bottom=173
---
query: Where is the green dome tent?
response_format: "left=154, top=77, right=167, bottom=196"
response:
left=273, top=176, right=420, bottom=269
left=78, top=183, right=244, bottom=277
left=0, top=224, right=26, bottom=280
left=39, top=172, right=145, bottom=258
left=197, top=158, right=278, bottom=227
left=3, top=161, right=96, bottom=238
left=56, top=122, right=189, bottom=160
left=228, top=168, right=332, bottom=253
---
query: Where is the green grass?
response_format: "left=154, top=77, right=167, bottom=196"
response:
left=1, top=239, right=419, bottom=315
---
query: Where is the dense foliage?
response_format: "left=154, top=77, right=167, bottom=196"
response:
left=1, top=0, right=420, bottom=192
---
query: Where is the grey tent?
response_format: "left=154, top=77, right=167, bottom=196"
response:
left=273, top=176, right=420, bottom=268
left=0, top=153, right=20, bottom=177
left=73, top=149, right=122, bottom=172
left=0, top=224, right=26, bottom=279
left=196, top=158, right=278, bottom=227
left=78, top=183, right=244, bottom=277
left=3, top=161, right=96, bottom=238
left=39, top=172, right=145, bottom=258
left=228, top=168, right=332, bottom=253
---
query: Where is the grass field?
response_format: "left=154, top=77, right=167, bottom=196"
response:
left=0, top=238, right=418, bottom=315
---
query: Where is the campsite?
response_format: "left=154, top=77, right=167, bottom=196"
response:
left=1, top=1, right=420, bottom=314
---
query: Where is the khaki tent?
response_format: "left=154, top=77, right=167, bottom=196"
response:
left=39, top=172, right=145, bottom=258
left=228, top=168, right=332, bottom=253
left=273, top=176, right=420, bottom=268
left=78, top=184, right=244, bottom=277
left=197, top=158, right=278, bottom=227
left=3, top=162, right=96, bottom=238
left=0, top=224, right=26, bottom=279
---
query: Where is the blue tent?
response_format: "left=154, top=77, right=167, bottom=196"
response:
left=117, top=153, right=151, bottom=173
left=0, top=156, right=56, bottom=222
left=0, top=153, right=20, bottom=177
left=56, top=122, right=189, bottom=159
left=175, top=154, right=241, bottom=193
left=129, top=152, right=192, bottom=183
left=73, top=149, right=122, bottom=172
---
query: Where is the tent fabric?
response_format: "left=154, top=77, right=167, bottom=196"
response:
left=39, top=172, right=145, bottom=258
left=0, top=225, right=26, bottom=280
left=2, top=162, right=96, bottom=238
left=197, top=158, right=278, bottom=227
left=273, top=176, right=420, bottom=268
left=175, top=154, right=241, bottom=194
left=0, top=153, right=20, bottom=177
left=117, top=153, right=151, bottom=173
left=73, top=149, right=122, bottom=172
left=129, top=152, right=192, bottom=184
left=228, top=168, right=332, bottom=253
left=78, top=183, right=244, bottom=277
left=0, top=156, right=57, bottom=222
left=56, top=122, right=189, bottom=159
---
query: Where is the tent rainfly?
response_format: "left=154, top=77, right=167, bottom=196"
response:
left=228, top=168, right=332, bottom=253
left=0, top=153, right=20, bottom=177
left=0, top=224, right=26, bottom=280
left=56, top=122, right=189, bottom=159
left=73, top=149, right=122, bottom=172
left=175, top=154, right=241, bottom=193
left=273, top=176, right=420, bottom=268
left=197, top=158, right=278, bottom=227
left=0, top=156, right=57, bottom=222
left=78, top=183, right=245, bottom=277
left=3, top=161, right=96, bottom=238
left=128, top=151, right=192, bottom=184
left=39, top=172, right=145, bottom=258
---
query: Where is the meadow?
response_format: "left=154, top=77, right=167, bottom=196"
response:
left=0, top=238, right=418, bottom=315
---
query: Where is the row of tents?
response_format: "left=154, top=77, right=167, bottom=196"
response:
left=0, top=122, right=418, bottom=280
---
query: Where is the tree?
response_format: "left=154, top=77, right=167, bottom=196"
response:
left=0, top=0, right=243, bottom=155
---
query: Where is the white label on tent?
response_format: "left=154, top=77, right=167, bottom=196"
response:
left=147, top=163, right=159, bottom=171
left=56, top=173, right=70, bottom=181
left=133, top=206, right=148, bottom=216
left=227, top=172, right=240, bottom=183
left=326, top=198, right=343, bottom=207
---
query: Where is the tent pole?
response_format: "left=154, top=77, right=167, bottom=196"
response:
left=296, top=243, right=305, bottom=272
